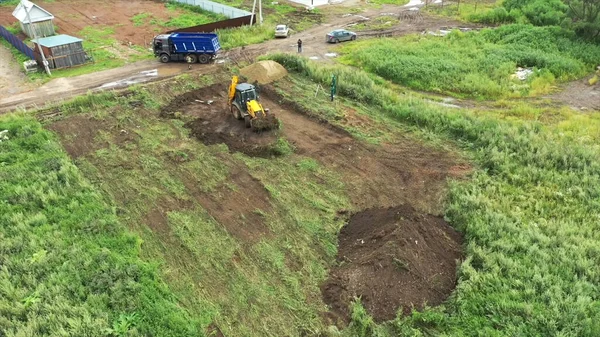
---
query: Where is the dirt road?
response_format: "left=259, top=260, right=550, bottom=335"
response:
left=0, top=44, right=33, bottom=96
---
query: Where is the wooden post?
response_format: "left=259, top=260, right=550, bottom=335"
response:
left=23, top=0, right=51, bottom=75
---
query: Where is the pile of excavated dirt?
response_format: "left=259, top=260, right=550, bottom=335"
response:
left=239, top=60, right=288, bottom=85
left=322, top=205, right=463, bottom=324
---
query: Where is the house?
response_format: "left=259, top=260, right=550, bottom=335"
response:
left=32, top=34, right=87, bottom=69
left=12, top=0, right=55, bottom=38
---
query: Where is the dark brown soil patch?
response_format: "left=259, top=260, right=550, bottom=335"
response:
left=160, top=83, right=283, bottom=158
left=46, top=114, right=106, bottom=158
left=322, top=205, right=463, bottom=324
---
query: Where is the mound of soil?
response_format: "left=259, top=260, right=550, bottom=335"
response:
left=322, top=205, right=463, bottom=324
left=160, top=84, right=281, bottom=158
left=239, top=60, right=288, bottom=85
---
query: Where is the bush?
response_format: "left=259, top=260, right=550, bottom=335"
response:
left=336, top=25, right=600, bottom=99
left=468, top=7, right=518, bottom=25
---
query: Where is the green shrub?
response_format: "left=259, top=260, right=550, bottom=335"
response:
left=336, top=25, right=600, bottom=99
left=468, top=7, right=518, bottom=24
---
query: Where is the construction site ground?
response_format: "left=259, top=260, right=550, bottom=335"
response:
left=42, top=73, right=470, bottom=333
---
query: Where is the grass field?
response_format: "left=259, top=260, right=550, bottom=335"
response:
left=338, top=24, right=600, bottom=99
left=0, top=114, right=201, bottom=336
left=267, top=53, right=600, bottom=336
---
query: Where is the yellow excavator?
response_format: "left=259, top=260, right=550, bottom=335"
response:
left=228, top=76, right=278, bottom=131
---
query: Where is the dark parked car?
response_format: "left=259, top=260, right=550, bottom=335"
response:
left=326, top=29, right=357, bottom=43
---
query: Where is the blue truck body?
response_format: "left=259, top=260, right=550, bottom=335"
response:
left=153, top=32, right=221, bottom=64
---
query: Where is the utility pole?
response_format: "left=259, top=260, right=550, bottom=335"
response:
left=250, top=0, right=257, bottom=26
left=23, top=0, right=50, bottom=76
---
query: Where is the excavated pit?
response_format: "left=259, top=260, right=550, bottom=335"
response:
left=160, top=83, right=283, bottom=158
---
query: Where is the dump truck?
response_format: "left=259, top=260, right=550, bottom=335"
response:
left=228, top=76, right=279, bottom=131
left=153, top=32, right=220, bottom=64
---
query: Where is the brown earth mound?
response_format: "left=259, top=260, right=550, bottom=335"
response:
left=322, top=205, right=463, bottom=324
left=160, top=83, right=282, bottom=158
left=239, top=60, right=288, bottom=85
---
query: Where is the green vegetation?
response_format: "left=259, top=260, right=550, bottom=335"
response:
left=0, top=114, right=201, bottom=336
left=338, top=24, right=600, bottom=99
left=0, top=0, right=20, bottom=6
left=268, top=53, right=600, bottom=336
left=132, top=4, right=227, bottom=29
left=433, top=0, right=600, bottom=40
left=368, top=0, right=409, bottom=5
left=353, top=16, right=399, bottom=31
left=424, top=0, right=503, bottom=22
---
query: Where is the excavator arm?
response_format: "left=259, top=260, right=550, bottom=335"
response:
left=228, top=76, right=238, bottom=106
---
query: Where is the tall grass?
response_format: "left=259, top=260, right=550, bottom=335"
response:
left=268, top=53, right=600, bottom=336
left=338, top=25, right=600, bottom=99
left=0, top=115, right=201, bottom=336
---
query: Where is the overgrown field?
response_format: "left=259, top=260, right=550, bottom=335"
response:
left=28, top=75, right=353, bottom=337
left=269, top=53, right=600, bottom=336
left=338, top=24, right=600, bottom=99
left=0, top=115, right=201, bottom=336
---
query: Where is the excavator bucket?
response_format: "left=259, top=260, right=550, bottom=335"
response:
left=251, top=111, right=280, bottom=132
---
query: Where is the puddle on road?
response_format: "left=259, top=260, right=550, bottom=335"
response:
left=99, top=69, right=158, bottom=89
left=404, top=0, right=441, bottom=7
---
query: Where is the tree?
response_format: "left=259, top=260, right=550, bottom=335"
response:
left=564, top=0, right=600, bottom=39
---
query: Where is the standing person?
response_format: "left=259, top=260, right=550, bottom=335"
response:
left=297, top=39, right=302, bottom=53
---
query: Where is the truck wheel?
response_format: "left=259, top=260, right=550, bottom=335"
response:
left=231, top=105, right=243, bottom=120
left=244, top=116, right=252, bottom=128
left=186, top=54, right=197, bottom=63
left=160, top=54, right=170, bottom=63
left=198, top=54, right=210, bottom=64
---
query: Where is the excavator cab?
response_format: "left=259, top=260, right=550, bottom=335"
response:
left=228, top=76, right=278, bottom=131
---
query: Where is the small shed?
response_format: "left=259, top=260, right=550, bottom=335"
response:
left=32, top=34, right=87, bottom=69
left=12, top=0, right=55, bottom=38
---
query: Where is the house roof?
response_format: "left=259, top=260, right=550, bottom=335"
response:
left=32, top=34, right=82, bottom=48
left=12, top=0, right=54, bottom=23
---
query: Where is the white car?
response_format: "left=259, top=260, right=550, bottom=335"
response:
left=275, top=25, right=290, bottom=38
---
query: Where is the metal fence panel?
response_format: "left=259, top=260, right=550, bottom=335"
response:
left=167, top=15, right=255, bottom=33
left=0, top=25, right=34, bottom=59
left=172, top=0, right=251, bottom=18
